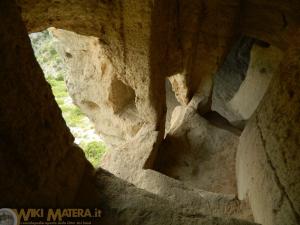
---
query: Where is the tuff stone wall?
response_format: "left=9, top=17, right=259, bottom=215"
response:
left=0, top=3, right=260, bottom=225
left=212, top=40, right=283, bottom=127
left=17, top=0, right=168, bottom=141
left=236, top=32, right=300, bottom=225
left=50, top=28, right=144, bottom=146
left=1, top=0, right=300, bottom=225
left=0, top=0, right=99, bottom=208
left=153, top=106, right=239, bottom=195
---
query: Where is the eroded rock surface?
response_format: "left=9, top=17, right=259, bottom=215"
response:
left=166, top=79, right=180, bottom=131
left=236, top=33, right=300, bottom=225
left=100, top=129, right=252, bottom=221
left=50, top=28, right=143, bottom=146
left=0, top=0, right=99, bottom=207
left=2, top=1, right=300, bottom=225
left=153, top=106, right=239, bottom=194
left=229, top=44, right=283, bottom=120
left=97, top=168, right=258, bottom=225
left=212, top=39, right=283, bottom=128
left=212, top=36, right=254, bottom=126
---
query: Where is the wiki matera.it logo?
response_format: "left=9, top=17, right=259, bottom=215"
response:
left=0, top=208, right=17, bottom=225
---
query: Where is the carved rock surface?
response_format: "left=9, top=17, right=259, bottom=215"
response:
left=236, top=33, right=300, bottom=225
left=100, top=129, right=253, bottom=221
left=212, top=39, right=283, bottom=127
left=0, top=0, right=99, bottom=207
left=2, top=1, right=300, bottom=225
left=229, top=44, right=283, bottom=120
left=166, top=79, right=180, bottom=131
left=51, top=28, right=143, bottom=146
left=154, top=106, right=239, bottom=194
left=212, top=36, right=254, bottom=125
left=97, top=168, right=258, bottom=225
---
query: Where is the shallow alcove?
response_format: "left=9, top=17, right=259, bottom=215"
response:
left=211, top=36, right=283, bottom=129
left=47, top=28, right=143, bottom=148
left=150, top=36, right=284, bottom=197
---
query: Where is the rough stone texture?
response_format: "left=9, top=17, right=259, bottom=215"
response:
left=17, top=0, right=300, bottom=120
left=15, top=0, right=248, bottom=132
left=154, top=106, right=239, bottom=195
left=168, top=73, right=190, bottom=105
left=101, top=126, right=159, bottom=182
left=97, top=169, right=258, bottom=225
left=240, top=0, right=300, bottom=49
left=212, top=36, right=254, bottom=125
left=18, top=0, right=169, bottom=141
left=165, top=0, right=242, bottom=108
left=165, top=79, right=180, bottom=131
left=229, top=44, right=283, bottom=120
left=212, top=40, right=283, bottom=127
left=2, top=0, right=300, bottom=224
left=0, top=2, right=258, bottom=224
left=135, top=170, right=253, bottom=221
left=0, top=0, right=100, bottom=208
left=17, top=0, right=300, bottom=141
left=0, top=3, right=259, bottom=225
left=100, top=130, right=253, bottom=221
left=50, top=28, right=143, bottom=146
left=212, top=41, right=282, bottom=126
left=236, top=32, right=300, bottom=225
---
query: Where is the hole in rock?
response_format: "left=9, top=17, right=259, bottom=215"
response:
left=150, top=36, right=283, bottom=196
left=109, top=77, right=137, bottom=115
left=29, top=29, right=107, bottom=167
left=165, top=78, right=180, bottom=132
left=211, top=36, right=282, bottom=129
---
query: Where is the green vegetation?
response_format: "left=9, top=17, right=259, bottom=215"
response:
left=30, top=30, right=107, bottom=167
left=30, top=30, right=65, bottom=80
left=47, top=75, right=106, bottom=167
left=81, top=141, right=107, bottom=166
left=47, top=77, right=84, bottom=126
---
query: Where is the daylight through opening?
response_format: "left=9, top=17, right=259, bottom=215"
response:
left=29, top=29, right=107, bottom=167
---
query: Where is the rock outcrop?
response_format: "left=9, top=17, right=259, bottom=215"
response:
left=1, top=0, right=300, bottom=225
left=228, top=44, right=283, bottom=121
left=18, top=0, right=169, bottom=143
left=100, top=128, right=252, bottom=221
left=50, top=28, right=143, bottom=146
left=153, top=106, right=239, bottom=194
left=0, top=0, right=99, bottom=208
left=236, top=32, right=300, bottom=225
left=1, top=2, right=260, bottom=225
left=212, top=36, right=255, bottom=126
left=97, top=169, right=255, bottom=225
left=212, top=39, right=283, bottom=127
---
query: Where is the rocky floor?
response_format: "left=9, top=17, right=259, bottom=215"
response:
left=96, top=168, right=257, bottom=225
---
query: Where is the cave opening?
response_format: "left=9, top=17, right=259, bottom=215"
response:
left=2, top=0, right=300, bottom=224
left=150, top=36, right=283, bottom=197
left=29, top=29, right=107, bottom=167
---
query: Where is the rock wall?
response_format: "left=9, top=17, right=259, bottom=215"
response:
left=18, top=0, right=169, bottom=142
left=97, top=168, right=258, bottom=225
left=212, top=39, right=283, bottom=127
left=212, top=36, right=255, bottom=126
left=154, top=106, right=239, bottom=195
left=1, top=0, right=300, bottom=225
left=229, top=44, right=283, bottom=120
left=100, top=127, right=253, bottom=221
left=16, top=0, right=300, bottom=143
left=236, top=32, right=300, bottom=225
left=50, top=28, right=143, bottom=146
left=0, top=3, right=261, bottom=225
left=0, top=0, right=260, bottom=224
left=0, top=0, right=99, bottom=208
